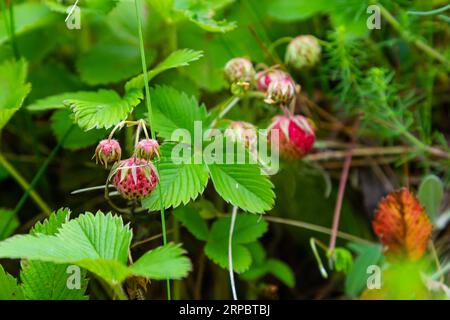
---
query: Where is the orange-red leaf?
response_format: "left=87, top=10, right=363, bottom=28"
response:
left=372, top=188, right=432, bottom=261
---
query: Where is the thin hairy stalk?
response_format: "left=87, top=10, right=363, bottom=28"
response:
left=209, top=96, right=240, bottom=130
left=71, top=184, right=115, bottom=194
left=228, top=205, right=238, bottom=300
left=329, top=118, right=360, bottom=252
left=134, top=0, right=171, bottom=299
left=130, top=230, right=173, bottom=248
left=408, top=4, right=450, bottom=16
left=376, top=3, right=448, bottom=66
left=305, top=146, right=415, bottom=161
left=269, top=36, right=293, bottom=53
left=264, top=216, right=373, bottom=245
left=0, top=154, right=51, bottom=214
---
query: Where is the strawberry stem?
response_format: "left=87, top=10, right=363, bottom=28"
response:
left=134, top=0, right=171, bottom=300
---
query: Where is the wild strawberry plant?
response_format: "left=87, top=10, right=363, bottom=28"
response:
left=0, top=0, right=449, bottom=300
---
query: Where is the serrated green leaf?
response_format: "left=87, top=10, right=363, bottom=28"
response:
left=418, top=174, right=443, bottom=224
left=0, top=211, right=191, bottom=286
left=20, top=260, right=89, bottom=300
left=125, top=49, right=203, bottom=92
left=130, top=243, right=192, bottom=280
left=0, top=59, right=31, bottom=129
left=27, top=92, right=93, bottom=112
left=0, top=264, right=24, bottom=300
left=0, top=211, right=132, bottom=285
left=173, top=206, right=209, bottom=241
left=51, top=109, right=106, bottom=150
left=204, top=214, right=268, bottom=272
left=0, top=209, right=19, bottom=241
left=207, top=162, right=275, bottom=214
left=149, top=86, right=207, bottom=140
left=30, top=208, right=70, bottom=236
left=141, top=144, right=209, bottom=211
left=65, top=88, right=143, bottom=130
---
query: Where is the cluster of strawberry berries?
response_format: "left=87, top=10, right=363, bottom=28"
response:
left=223, top=35, right=321, bottom=160
left=94, top=133, right=160, bottom=200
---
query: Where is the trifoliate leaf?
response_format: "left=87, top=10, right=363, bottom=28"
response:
left=125, top=49, right=203, bottom=92
left=65, top=88, right=143, bottom=130
left=0, top=211, right=192, bottom=285
left=0, top=265, right=24, bottom=300
left=0, top=59, right=31, bottom=129
left=372, top=188, right=433, bottom=261
left=51, top=109, right=106, bottom=150
left=141, top=144, right=209, bottom=211
left=0, top=211, right=132, bottom=285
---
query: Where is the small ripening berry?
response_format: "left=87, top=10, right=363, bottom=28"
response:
left=224, top=121, right=258, bottom=150
left=224, top=57, right=255, bottom=85
left=135, top=139, right=160, bottom=161
left=94, top=139, right=122, bottom=168
left=285, top=35, right=321, bottom=69
left=113, top=157, right=158, bottom=200
left=268, top=114, right=316, bottom=160
left=255, top=69, right=294, bottom=93
left=264, top=76, right=297, bottom=106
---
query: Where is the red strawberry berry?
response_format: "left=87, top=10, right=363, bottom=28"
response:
left=94, top=139, right=121, bottom=168
left=113, top=157, right=158, bottom=200
left=268, top=115, right=316, bottom=160
left=135, top=139, right=160, bottom=161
